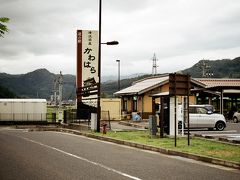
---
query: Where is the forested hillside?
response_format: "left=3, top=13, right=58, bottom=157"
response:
left=0, top=69, right=75, bottom=100
left=0, top=57, right=239, bottom=99
left=0, top=85, right=17, bottom=98
left=182, top=57, right=240, bottom=78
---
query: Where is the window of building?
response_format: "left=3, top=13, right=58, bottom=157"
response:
left=133, top=96, right=137, bottom=112
left=123, top=99, right=127, bottom=111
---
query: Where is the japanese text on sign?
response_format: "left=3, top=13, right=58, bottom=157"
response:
left=82, top=31, right=98, bottom=75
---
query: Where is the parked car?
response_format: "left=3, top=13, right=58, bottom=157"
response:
left=233, top=111, right=240, bottom=123
left=179, top=105, right=226, bottom=131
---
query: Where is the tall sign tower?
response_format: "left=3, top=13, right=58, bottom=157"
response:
left=76, top=30, right=99, bottom=119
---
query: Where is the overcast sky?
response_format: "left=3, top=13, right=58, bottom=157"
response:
left=0, top=0, right=240, bottom=76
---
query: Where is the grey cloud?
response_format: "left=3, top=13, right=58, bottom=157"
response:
left=0, top=0, right=240, bottom=75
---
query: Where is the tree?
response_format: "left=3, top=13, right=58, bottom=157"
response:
left=0, top=17, right=10, bottom=38
left=0, top=85, right=17, bottom=98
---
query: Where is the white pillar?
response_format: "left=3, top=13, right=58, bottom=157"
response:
left=91, top=113, right=97, bottom=131
left=169, top=97, right=178, bottom=136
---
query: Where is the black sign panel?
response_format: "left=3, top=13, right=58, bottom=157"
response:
left=77, top=78, right=98, bottom=97
left=77, top=83, right=98, bottom=97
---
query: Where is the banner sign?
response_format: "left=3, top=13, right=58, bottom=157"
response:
left=77, top=30, right=99, bottom=107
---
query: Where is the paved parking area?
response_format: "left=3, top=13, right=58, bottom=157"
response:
left=188, top=122, right=240, bottom=142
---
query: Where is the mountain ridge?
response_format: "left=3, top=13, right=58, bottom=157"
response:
left=0, top=68, right=75, bottom=100
left=0, top=57, right=239, bottom=99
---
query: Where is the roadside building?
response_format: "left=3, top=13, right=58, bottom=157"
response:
left=114, top=74, right=205, bottom=119
left=114, top=75, right=240, bottom=120
left=195, top=78, right=240, bottom=118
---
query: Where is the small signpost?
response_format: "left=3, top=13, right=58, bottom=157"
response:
left=169, top=73, right=191, bottom=146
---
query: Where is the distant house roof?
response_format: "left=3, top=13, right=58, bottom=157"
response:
left=114, top=75, right=205, bottom=96
left=196, top=78, right=240, bottom=89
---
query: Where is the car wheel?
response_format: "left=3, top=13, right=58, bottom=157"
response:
left=215, top=121, right=225, bottom=131
left=233, top=117, right=238, bottom=123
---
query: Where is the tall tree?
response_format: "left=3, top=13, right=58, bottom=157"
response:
left=0, top=17, right=10, bottom=38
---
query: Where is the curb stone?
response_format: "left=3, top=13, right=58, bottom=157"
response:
left=30, top=126, right=240, bottom=170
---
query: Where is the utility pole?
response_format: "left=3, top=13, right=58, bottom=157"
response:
left=52, top=71, right=63, bottom=107
left=53, top=79, right=58, bottom=106
left=58, top=71, right=63, bottom=107
left=116, top=60, right=120, bottom=91
left=200, top=60, right=213, bottom=78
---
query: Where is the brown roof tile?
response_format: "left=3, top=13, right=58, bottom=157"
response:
left=196, top=78, right=240, bottom=88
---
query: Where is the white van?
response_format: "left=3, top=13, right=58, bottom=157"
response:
left=179, top=105, right=226, bottom=131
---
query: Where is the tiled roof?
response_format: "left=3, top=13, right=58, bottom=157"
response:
left=114, top=76, right=240, bottom=96
left=114, top=76, right=169, bottom=95
left=114, top=75, right=205, bottom=96
left=196, top=78, right=240, bottom=88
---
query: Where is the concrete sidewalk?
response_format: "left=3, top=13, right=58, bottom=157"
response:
left=108, top=121, right=145, bottom=131
left=65, top=121, right=147, bottom=132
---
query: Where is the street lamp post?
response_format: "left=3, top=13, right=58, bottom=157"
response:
left=116, top=60, right=120, bottom=91
left=97, top=0, right=118, bottom=132
left=97, top=0, right=102, bottom=133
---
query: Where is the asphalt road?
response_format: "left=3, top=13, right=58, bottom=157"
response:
left=0, top=128, right=239, bottom=180
left=189, top=122, right=240, bottom=141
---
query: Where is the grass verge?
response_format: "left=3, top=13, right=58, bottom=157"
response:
left=94, top=131, right=240, bottom=163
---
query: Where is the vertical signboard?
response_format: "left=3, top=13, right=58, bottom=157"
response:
left=77, top=30, right=99, bottom=107
left=169, top=74, right=190, bottom=96
left=169, top=73, right=191, bottom=146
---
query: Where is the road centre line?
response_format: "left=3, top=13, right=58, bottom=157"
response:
left=21, top=136, right=142, bottom=180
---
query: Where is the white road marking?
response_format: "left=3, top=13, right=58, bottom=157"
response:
left=193, top=130, right=237, bottom=133
left=229, top=135, right=240, bottom=138
left=0, top=128, right=22, bottom=131
left=21, top=136, right=142, bottom=180
left=224, top=130, right=237, bottom=133
left=203, top=133, right=240, bottom=137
